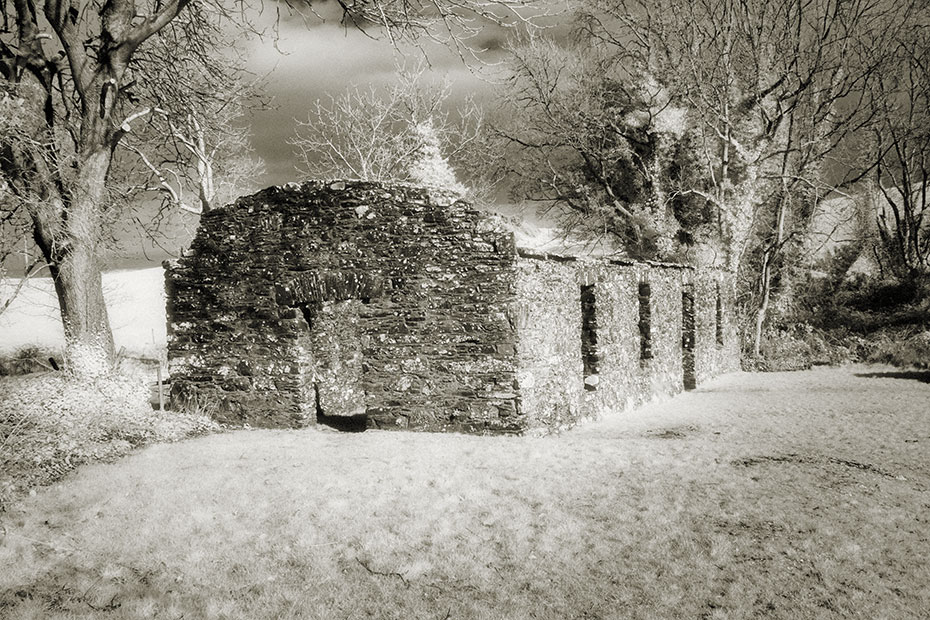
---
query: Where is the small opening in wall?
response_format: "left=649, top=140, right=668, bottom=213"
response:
left=298, top=304, right=315, bottom=329
left=715, top=283, right=724, bottom=346
left=314, top=384, right=367, bottom=432
left=580, top=285, right=599, bottom=391
left=638, top=281, right=652, bottom=360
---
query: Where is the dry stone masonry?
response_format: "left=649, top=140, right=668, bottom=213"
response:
left=165, top=180, right=739, bottom=434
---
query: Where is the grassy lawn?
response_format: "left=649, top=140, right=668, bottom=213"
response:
left=1, top=366, right=928, bottom=619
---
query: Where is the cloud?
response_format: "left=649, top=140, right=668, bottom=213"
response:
left=239, top=18, right=393, bottom=184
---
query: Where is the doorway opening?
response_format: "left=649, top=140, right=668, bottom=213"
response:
left=314, top=384, right=368, bottom=432
left=294, top=298, right=368, bottom=431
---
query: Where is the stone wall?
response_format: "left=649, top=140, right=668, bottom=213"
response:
left=512, top=252, right=739, bottom=432
left=166, top=180, right=739, bottom=434
left=167, top=180, right=519, bottom=431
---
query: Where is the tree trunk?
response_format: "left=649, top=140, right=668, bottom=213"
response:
left=48, top=244, right=114, bottom=371
left=752, top=197, right=788, bottom=358
left=33, top=147, right=116, bottom=372
left=752, top=111, right=796, bottom=358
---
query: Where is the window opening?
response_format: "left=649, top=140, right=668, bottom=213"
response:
left=682, top=287, right=696, bottom=390
left=580, top=285, right=599, bottom=391
left=638, top=282, right=652, bottom=360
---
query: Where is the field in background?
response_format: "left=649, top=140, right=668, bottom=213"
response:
left=1, top=366, right=927, bottom=619
left=0, top=268, right=166, bottom=357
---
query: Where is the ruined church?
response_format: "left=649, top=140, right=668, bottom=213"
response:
left=165, top=181, right=739, bottom=433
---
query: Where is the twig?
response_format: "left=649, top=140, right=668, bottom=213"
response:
left=84, top=593, right=120, bottom=612
left=81, top=575, right=104, bottom=605
left=355, top=557, right=410, bottom=588
left=0, top=258, right=48, bottom=315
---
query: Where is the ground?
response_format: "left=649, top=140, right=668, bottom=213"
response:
left=1, top=365, right=928, bottom=619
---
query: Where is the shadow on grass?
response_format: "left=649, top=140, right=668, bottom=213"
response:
left=316, top=412, right=368, bottom=432
left=854, top=371, right=930, bottom=384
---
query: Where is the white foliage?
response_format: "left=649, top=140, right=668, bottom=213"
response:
left=407, top=119, right=468, bottom=198
left=653, top=105, right=689, bottom=138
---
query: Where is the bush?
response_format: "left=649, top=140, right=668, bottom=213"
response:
left=848, top=279, right=925, bottom=311
left=743, top=325, right=813, bottom=372
left=0, top=368, right=220, bottom=511
left=745, top=271, right=930, bottom=371
left=743, top=322, right=869, bottom=372
left=866, top=330, right=930, bottom=369
left=746, top=321, right=930, bottom=372
left=0, top=346, right=62, bottom=376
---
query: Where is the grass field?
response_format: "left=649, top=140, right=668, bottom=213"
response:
left=1, top=366, right=928, bottom=619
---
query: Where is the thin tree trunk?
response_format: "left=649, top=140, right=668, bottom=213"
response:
left=752, top=109, right=796, bottom=357
left=752, top=191, right=790, bottom=358
left=752, top=249, right=773, bottom=357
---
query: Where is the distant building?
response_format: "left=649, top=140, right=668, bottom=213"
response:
left=165, top=181, right=738, bottom=433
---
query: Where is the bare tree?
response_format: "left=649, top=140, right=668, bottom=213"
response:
left=0, top=0, right=244, bottom=371
left=735, top=1, right=913, bottom=356
left=865, top=22, right=930, bottom=280
left=120, top=100, right=262, bottom=215
left=109, top=99, right=264, bottom=260
left=289, top=63, right=484, bottom=197
left=0, top=0, right=548, bottom=372
left=494, top=33, right=710, bottom=259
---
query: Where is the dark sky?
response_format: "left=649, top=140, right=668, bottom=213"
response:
left=242, top=4, right=513, bottom=187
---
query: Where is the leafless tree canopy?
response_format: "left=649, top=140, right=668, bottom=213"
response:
left=866, top=22, right=930, bottom=278
left=496, top=33, right=709, bottom=259
left=289, top=64, right=486, bottom=198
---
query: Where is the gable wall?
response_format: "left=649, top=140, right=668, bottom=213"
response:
left=167, top=181, right=521, bottom=430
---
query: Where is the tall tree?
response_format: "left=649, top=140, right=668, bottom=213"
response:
left=0, top=0, right=545, bottom=372
left=495, top=33, right=713, bottom=260
left=865, top=19, right=930, bottom=280
left=0, top=0, right=222, bottom=371
left=115, top=17, right=265, bottom=219
left=729, top=0, right=910, bottom=355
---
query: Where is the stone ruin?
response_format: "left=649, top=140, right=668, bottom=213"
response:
left=165, top=180, right=739, bottom=434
